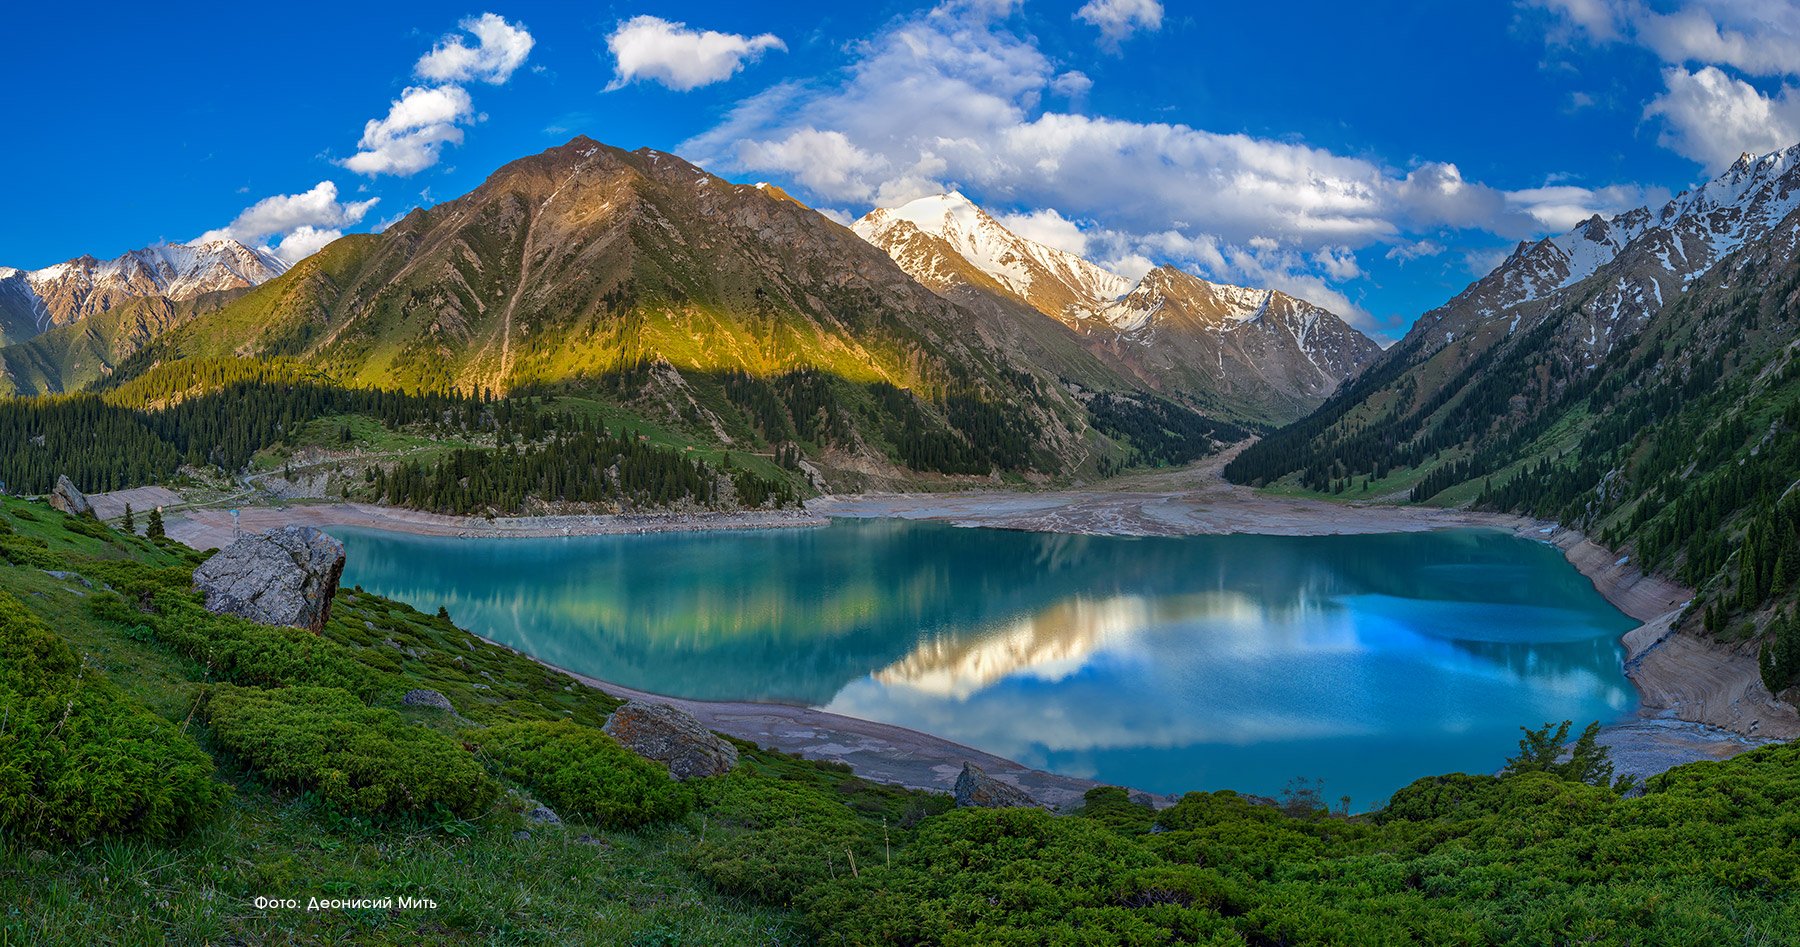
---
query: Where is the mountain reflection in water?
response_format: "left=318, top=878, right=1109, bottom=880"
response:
left=335, top=520, right=1636, bottom=805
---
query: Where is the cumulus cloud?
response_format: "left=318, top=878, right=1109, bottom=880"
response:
left=339, top=13, right=532, bottom=178
left=267, top=226, right=344, bottom=265
left=1050, top=70, right=1093, bottom=98
left=1644, top=66, right=1800, bottom=168
left=1530, top=1, right=1800, bottom=167
left=605, top=15, right=785, bottom=91
left=415, top=12, right=535, bottom=84
left=196, top=181, right=378, bottom=265
left=1075, top=0, right=1165, bottom=49
left=994, top=208, right=1091, bottom=256
left=735, top=128, right=880, bottom=203
left=1531, top=0, right=1800, bottom=76
left=197, top=181, right=377, bottom=246
left=341, top=85, right=476, bottom=177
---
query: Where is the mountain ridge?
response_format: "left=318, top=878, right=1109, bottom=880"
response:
left=853, top=191, right=1382, bottom=425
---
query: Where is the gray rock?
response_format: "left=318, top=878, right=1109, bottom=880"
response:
left=190, top=526, right=346, bottom=633
left=527, top=805, right=561, bottom=826
left=402, top=689, right=455, bottom=713
left=603, top=701, right=738, bottom=780
left=511, top=830, right=532, bottom=841
left=953, top=762, right=1038, bottom=809
left=49, top=475, right=91, bottom=516
left=40, top=570, right=93, bottom=588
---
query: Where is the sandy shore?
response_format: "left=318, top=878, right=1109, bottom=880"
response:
left=107, top=453, right=1792, bottom=804
left=164, top=501, right=826, bottom=551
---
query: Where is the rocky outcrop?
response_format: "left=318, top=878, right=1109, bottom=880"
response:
left=954, top=762, right=1039, bottom=809
left=603, top=700, right=738, bottom=780
left=191, top=526, right=346, bottom=633
left=49, top=475, right=92, bottom=516
left=402, top=689, right=455, bottom=713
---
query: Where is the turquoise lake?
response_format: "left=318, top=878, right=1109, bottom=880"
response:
left=333, top=520, right=1639, bottom=807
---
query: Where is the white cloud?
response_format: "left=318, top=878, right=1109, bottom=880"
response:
left=605, top=16, right=785, bottom=92
left=415, top=12, right=535, bottom=84
left=1075, top=0, right=1165, bottom=49
left=196, top=181, right=378, bottom=261
left=268, top=227, right=343, bottom=265
left=1644, top=66, right=1800, bottom=169
left=1505, top=181, right=1668, bottom=230
left=1385, top=240, right=1447, bottom=264
left=994, top=208, right=1091, bottom=256
left=341, top=85, right=475, bottom=177
left=1531, top=0, right=1800, bottom=76
left=1530, top=1, right=1800, bottom=166
left=735, top=128, right=881, bottom=203
left=1050, top=70, right=1093, bottom=98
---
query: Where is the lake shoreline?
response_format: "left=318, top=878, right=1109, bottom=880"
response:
left=162, top=501, right=828, bottom=551
left=132, top=455, right=1793, bottom=802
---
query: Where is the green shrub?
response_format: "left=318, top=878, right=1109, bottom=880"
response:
left=801, top=806, right=1244, bottom=946
left=475, top=720, right=691, bottom=829
left=88, top=583, right=386, bottom=700
left=1076, top=785, right=1155, bottom=835
left=688, top=772, right=881, bottom=906
left=203, top=684, right=494, bottom=819
left=0, top=592, right=224, bottom=842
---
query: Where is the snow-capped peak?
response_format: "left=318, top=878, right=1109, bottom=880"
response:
left=1, top=238, right=288, bottom=333
left=854, top=192, right=1131, bottom=319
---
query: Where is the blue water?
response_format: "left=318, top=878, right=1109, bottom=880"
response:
left=333, top=520, right=1638, bottom=807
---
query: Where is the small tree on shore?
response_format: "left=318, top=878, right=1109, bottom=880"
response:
left=146, top=507, right=165, bottom=540
left=121, top=503, right=135, bottom=533
left=1505, top=720, right=1634, bottom=793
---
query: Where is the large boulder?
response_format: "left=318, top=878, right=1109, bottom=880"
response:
left=602, top=701, right=738, bottom=780
left=953, top=762, right=1038, bottom=809
left=49, top=475, right=92, bottom=516
left=191, top=525, right=346, bottom=633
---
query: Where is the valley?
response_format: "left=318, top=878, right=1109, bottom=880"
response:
left=8, top=89, right=1800, bottom=943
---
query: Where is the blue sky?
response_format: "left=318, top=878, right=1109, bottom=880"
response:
left=6, top=1, right=1799, bottom=341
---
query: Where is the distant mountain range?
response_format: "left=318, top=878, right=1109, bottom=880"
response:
left=0, top=136, right=1391, bottom=484
left=0, top=240, right=284, bottom=346
left=854, top=192, right=1381, bottom=425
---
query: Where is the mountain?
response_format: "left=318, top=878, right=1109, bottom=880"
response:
left=853, top=192, right=1131, bottom=320
left=1227, top=142, right=1800, bottom=700
left=1390, top=146, right=1800, bottom=373
left=853, top=192, right=1381, bottom=425
left=0, top=240, right=285, bottom=348
left=78, top=137, right=1241, bottom=483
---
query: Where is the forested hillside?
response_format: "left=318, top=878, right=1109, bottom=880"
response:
left=1227, top=149, right=1800, bottom=701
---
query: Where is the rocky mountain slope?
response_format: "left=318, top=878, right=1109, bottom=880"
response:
left=1227, top=142, right=1800, bottom=702
left=854, top=192, right=1381, bottom=425
left=0, top=240, right=284, bottom=347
